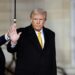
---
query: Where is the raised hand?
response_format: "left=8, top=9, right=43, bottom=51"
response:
left=8, top=23, right=21, bottom=45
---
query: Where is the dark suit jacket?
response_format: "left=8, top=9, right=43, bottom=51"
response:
left=0, top=35, right=7, bottom=75
left=7, top=24, right=57, bottom=75
left=0, top=35, right=7, bottom=46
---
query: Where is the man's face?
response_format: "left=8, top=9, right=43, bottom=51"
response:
left=31, top=14, right=46, bottom=31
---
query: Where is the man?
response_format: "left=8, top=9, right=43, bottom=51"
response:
left=7, top=8, right=57, bottom=75
left=0, top=34, right=9, bottom=75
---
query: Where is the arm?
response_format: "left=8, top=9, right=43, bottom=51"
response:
left=7, top=41, right=18, bottom=53
left=0, top=34, right=9, bottom=46
left=51, top=33, right=57, bottom=75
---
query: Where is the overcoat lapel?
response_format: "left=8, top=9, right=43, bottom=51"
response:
left=28, top=25, right=43, bottom=52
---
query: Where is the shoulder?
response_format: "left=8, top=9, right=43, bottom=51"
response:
left=17, top=25, right=31, bottom=33
left=43, top=27, right=55, bottom=37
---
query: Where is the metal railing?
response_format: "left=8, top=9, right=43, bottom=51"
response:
left=57, top=66, right=67, bottom=75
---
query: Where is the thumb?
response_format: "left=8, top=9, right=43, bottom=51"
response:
left=18, top=32, right=22, bottom=36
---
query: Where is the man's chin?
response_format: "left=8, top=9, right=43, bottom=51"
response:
left=35, top=28, right=41, bottom=31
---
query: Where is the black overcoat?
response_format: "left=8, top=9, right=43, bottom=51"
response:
left=7, top=25, right=57, bottom=75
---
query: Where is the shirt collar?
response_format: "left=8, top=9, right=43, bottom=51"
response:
left=35, top=29, right=43, bottom=34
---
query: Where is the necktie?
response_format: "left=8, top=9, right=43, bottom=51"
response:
left=37, top=32, right=43, bottom=48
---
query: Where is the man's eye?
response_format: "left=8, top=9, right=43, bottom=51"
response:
left=34, top=19, right=37, bottom=20
left=40, top=19, right=43, bottom=20
left=33, top=18, right=37, bottom=20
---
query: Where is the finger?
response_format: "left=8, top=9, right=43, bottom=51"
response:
left=13, top=23, right=17, bottom=28
left=10, top=23, right=17, bottom=33
left=12, top=23, right=17, bottom=30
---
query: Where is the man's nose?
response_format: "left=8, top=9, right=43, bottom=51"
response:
left=37, top=20, right=40, bottom=24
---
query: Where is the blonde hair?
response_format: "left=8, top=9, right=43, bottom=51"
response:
left=30, top=8, right=47, bottom=21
